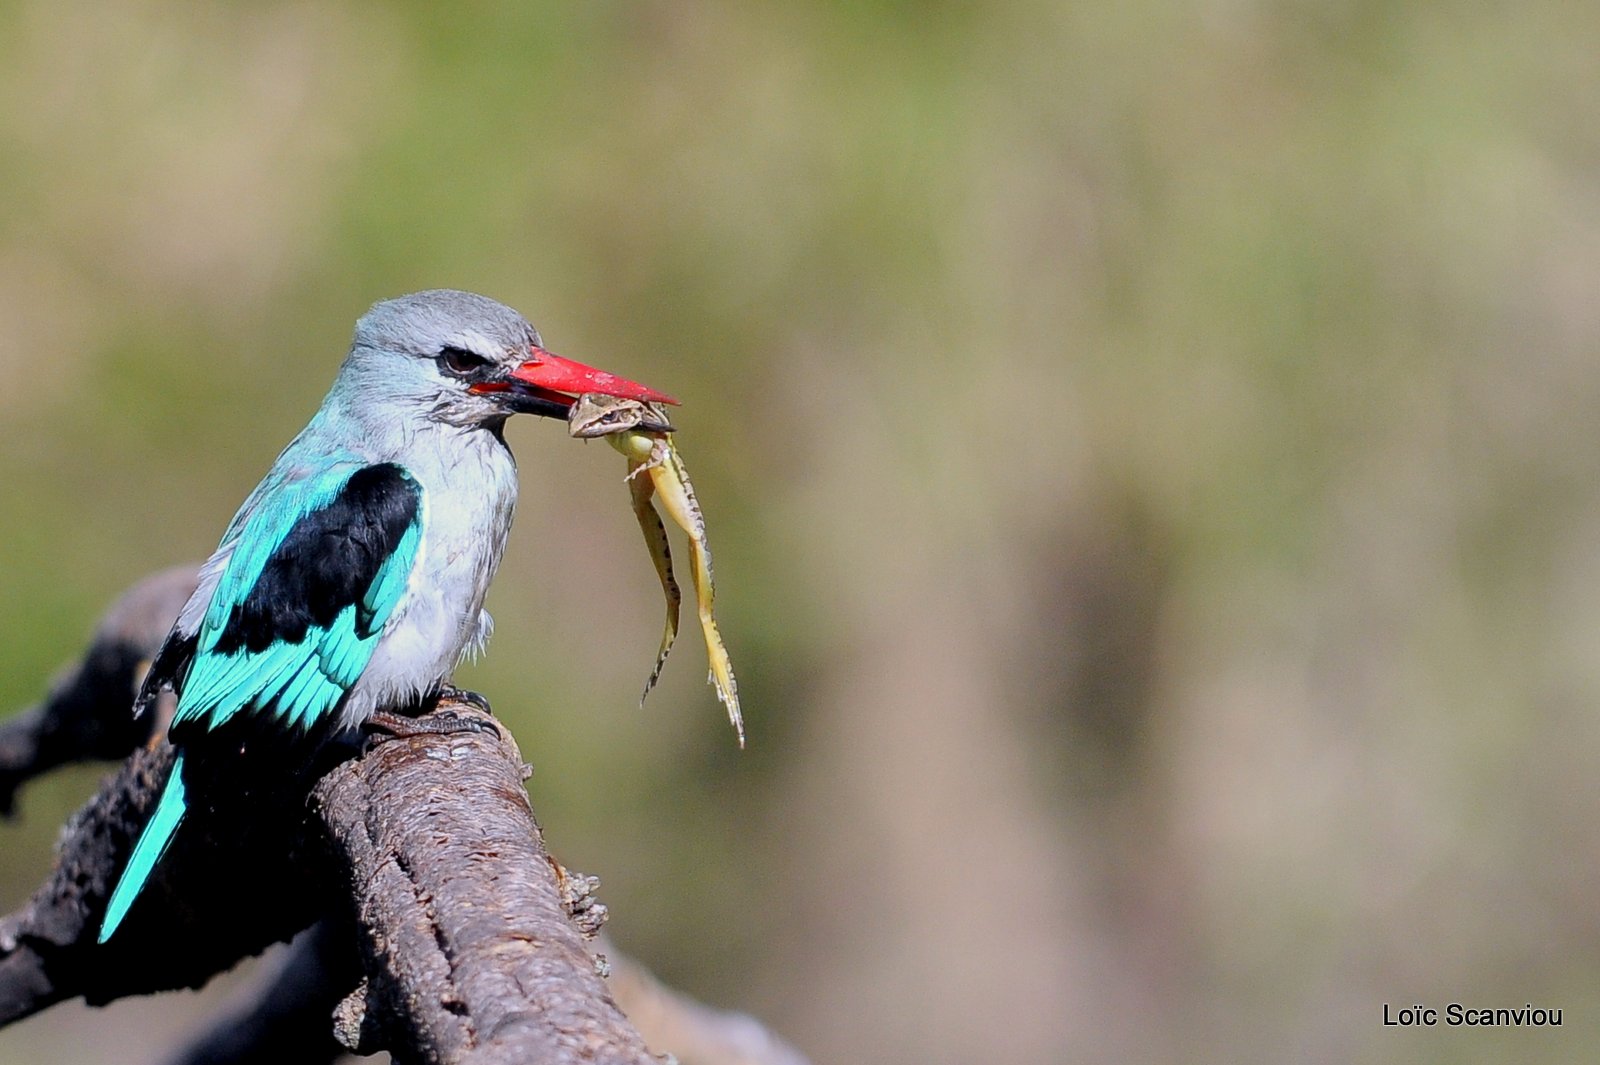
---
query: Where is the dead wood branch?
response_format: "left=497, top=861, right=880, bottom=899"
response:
left=312, top=703, right=658, bottom=1065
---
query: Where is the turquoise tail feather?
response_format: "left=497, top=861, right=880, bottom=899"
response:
left=98, top=752, right=188, bottom=944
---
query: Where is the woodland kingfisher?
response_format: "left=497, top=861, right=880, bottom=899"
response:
left=98, top=290, right=675, bottom=942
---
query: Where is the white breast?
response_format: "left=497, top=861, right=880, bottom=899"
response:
left=338, top=424, right=519, bottom=729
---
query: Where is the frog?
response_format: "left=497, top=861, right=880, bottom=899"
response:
left=567, top=393, right=742, bottom=746
left=567, top=393, right=677, bottom=439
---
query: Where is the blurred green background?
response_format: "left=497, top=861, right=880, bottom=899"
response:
left=2, top=1, right=1600, bottom=1062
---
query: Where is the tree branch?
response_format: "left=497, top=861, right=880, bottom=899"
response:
left=312, top=703, right=658, bottom=1065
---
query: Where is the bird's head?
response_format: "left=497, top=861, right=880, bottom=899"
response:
left=339, top=290, right=675, bottom=429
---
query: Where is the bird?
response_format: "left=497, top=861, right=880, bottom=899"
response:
left=98, top=290, right=676, bottom=943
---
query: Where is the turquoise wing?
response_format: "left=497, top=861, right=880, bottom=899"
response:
left=171, top=462, right=423, bottom=737
left=100, top=461, right=423, bottom=944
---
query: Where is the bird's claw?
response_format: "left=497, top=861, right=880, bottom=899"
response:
left=430, top=707, right=502, bottom=739
left=434, top=684, right=492, bottom=715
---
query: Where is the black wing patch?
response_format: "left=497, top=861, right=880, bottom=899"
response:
left=133, top=627, right=199, bottom=718
left=212, top=464, right=422, bottom=656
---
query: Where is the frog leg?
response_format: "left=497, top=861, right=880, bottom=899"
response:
left=682, top=518, right=742, bottom=746
left=646, top=442, right=707, bottom=545
left=625, top=458, right=680, bottom=706
left=643, top=440, right=742, bottom=746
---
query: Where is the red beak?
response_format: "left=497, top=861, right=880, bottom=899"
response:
left=509, top=345, right=678, bottom=406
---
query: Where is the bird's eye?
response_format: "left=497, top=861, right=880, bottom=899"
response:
left=438, top=347, right=492, bottom=377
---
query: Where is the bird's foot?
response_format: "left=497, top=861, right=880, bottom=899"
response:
left=364, top=704, right=501, bottom=744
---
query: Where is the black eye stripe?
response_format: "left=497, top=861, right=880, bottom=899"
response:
left=438, top=346, right=493, bottom=376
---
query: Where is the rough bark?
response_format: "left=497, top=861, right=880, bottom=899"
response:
left=312, top=705, right=657, bottom=1065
